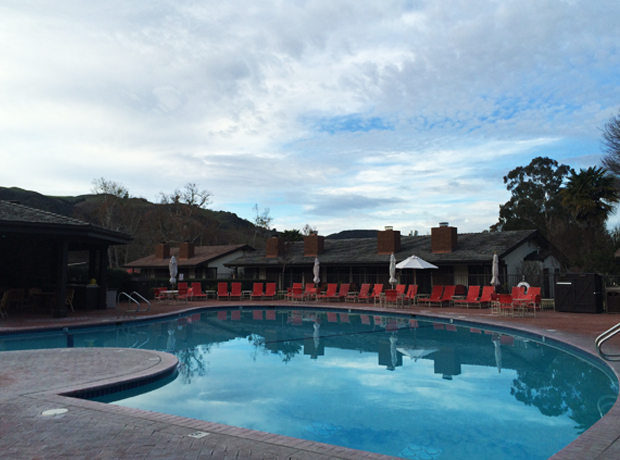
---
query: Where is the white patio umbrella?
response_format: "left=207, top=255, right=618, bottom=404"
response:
left=169, top=255, right=178, bottom=287
left=397, top=347, right=438, bottom=362
left=389, top=253, right=397, bottom=287
left=313, top=257, right=320, bottom=284
left=395, top=254, right=438, bottom=285
left=490, top=252, right=500, bottom=287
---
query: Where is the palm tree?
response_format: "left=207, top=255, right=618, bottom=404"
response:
left=560, top=166, right=620, bottom=227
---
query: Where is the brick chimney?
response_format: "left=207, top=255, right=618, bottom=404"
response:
left=304, top=233, right=324, bottom=257
left=266, top=237, right=284, bottom=258
left=431, top=222, right=457, bottom=253
left=155, top=243, right=170, bottom=259
left=179, top=241, right=195, bottom=260
left=377, top=227, right=401, bottom=254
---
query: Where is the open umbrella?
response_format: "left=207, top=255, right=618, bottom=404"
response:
left=397, top=347, right=438, bottom=361
left=313, top=257, right=320, bottom=284
left=395, top=254, right=438, bottom=285
left=389, top=253, right=397, bottom=288
left=169, top=255, right=178, bottom=287
left=490, top=252, right=500, bottom=287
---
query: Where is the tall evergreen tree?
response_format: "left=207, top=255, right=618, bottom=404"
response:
left=491, top=157, right=573, bottom=236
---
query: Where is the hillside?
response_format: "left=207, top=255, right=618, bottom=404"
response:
left=0, top=187, right=264, bottom=266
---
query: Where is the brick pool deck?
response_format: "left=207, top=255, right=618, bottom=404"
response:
left=2, top=300, right=620, bottom=460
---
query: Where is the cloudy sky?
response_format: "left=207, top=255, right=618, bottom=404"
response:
left=1, top=0, right=619, bottom=235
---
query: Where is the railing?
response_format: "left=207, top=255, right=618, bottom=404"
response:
left=116, top=291, right=151, bottom=318
left=595, top=322, right=620, bottom=361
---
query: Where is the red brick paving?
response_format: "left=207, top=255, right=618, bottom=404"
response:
left=2, top=298, right=620, bottom=459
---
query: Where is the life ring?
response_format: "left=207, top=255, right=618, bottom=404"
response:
left=517, top=280, right=530, bottom=293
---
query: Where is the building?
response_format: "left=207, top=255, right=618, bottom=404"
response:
left=125, top=242, right=254, bottom=280
left=0, top=200, right=132, bottom=317
left=226, top=223, right=560, bottom=296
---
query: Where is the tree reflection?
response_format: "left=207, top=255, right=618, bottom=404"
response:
left=176, top=345, right=210, bottom=384
left=511, top=353, right=617, bottom=433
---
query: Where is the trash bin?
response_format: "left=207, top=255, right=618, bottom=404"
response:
left=106, top=290, right=117, bottom=309
left=606, top=287, right=620, bottom=313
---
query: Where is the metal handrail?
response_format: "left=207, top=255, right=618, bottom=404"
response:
left=116, top=291, right=151, bottom=318
left=129, top=291, right=151, bottom=313
left=117, top=292, right=141, bottom=318
left=595, top=322, right=620, bottom=361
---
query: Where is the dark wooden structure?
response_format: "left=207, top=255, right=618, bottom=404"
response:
left=0, top=200, right=132, bottom=317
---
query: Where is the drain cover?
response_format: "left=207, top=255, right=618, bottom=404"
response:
left=187, top=431, right=210, bottom=438
left=42, top=408, right=68, bottom=416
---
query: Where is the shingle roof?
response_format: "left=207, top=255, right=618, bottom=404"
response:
left=125, top=245, right=252, bottom=269
left=0, top=199, right=90, bottom=226
left=227, top=230, right=541, bottom=267
left=0, top=199, right=132, bottom=245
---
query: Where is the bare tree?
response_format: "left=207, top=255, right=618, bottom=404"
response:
left=252, top=204, right=273, bottom=246
left=302, top=224, right=318, bottom=235
left=158, top=183, right=213, bottom=244
left=602, top=109, right=620, bottom=179
left=90, top=178, right=139, bottom=268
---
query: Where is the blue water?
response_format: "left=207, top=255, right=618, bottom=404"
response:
left=0, top=308, right=617, bottom=460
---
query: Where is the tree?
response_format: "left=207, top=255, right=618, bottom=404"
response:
left=281, top=229, right=303, bottom=241
left=252, top=204, right=273, bottom=246
left=158, top=183, right=213, bottom=244
left=560, top=166, right=620, bottom=228
left=302, top=224, right=318, bottom=236
left=491, top=157, right=573, bottom=235
left=90, top=178, right=139, bottom=268
left=601, top=109, right=620, bottom=179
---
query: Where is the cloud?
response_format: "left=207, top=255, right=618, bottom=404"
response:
left=1, top=0, right=619, bottom=233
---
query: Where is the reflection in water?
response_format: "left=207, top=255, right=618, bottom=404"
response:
left=1, top=308, right=618, bottom=460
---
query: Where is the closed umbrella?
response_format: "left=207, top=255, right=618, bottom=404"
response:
left=169, top=255, right=178, bottom=288
left=490, top=252, right=500, bottom=287
left=389, top=253, right=397, bottom=288
left=313, top=257, right=320, bottom=284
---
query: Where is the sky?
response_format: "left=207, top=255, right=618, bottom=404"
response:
left=1, top=0, right=620, bottom=236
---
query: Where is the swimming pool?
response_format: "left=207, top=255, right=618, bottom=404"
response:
left=1, top=307, right=617, bottom=460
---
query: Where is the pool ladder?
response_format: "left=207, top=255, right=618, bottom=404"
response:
left=117, top=291, right=151, bottom=318
left=595, top=321, right=620, bottom=361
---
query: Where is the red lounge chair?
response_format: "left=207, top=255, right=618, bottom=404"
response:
left=251, top=283, right=264, bottom=300
left=191, top=282, right=207, bottom=301
left=178, top=282, right=188, bottom=291
left=382, top=289, right=401, bottom=308
left=303, top=283, right=317, bottom=300
left=371, top=284, right=384, bottom=305
left=511, top=286, right=526, bottom=300
left=453, top=286, right=480, bottom=308
left=285, top=283, right=303, bottom=301
left=229, top=282, right=242, bottom=300
left=467, top=286, right=495, bottom=308
left=289, top=286, right=304, bottom=302
left=404, top=285, right=418, bottom=305
left=352, top=284, right=372, bottom=303
left=395, top=284, right=407, bottom=296
left=332, top=283, right=350, bottom=302
left=418, top=285, right=444, bottom=306
left=432, top=285, right=456, bottom=307
left=317, top=284, right=338, bottom=301
left=263, top=283, right=277, bottom=300
left=217, top=282, right=229, bottom=300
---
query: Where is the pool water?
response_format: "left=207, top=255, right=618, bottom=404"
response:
left=1, top=308, right=617, bottom=460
